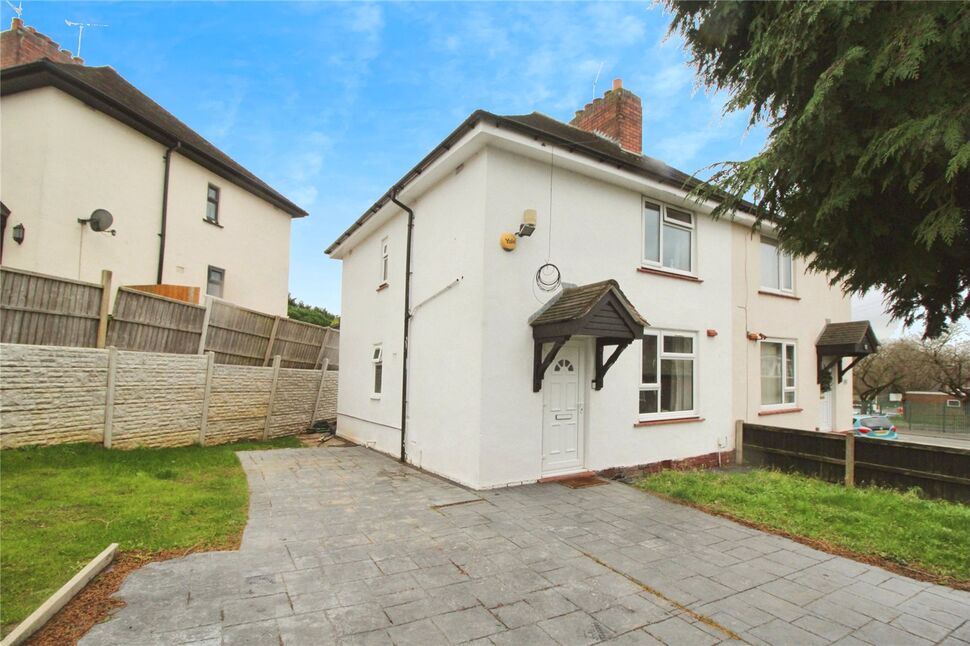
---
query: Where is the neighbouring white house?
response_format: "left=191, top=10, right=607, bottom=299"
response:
left=326, top=78, right=876, bottom=490
left=0, top=19, right=306, bottom=315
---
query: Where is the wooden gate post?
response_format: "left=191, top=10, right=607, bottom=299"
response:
left=199, top=352, right=216, bottom=446
left=103, top=346, right=118, bottom=448
left=844, top=432, right=855, bottom=487
left=735, top=419, right=744, bottom=466
left=263, top=355, right=282, bottom=440
left=96, top=270, right=112, bottom=349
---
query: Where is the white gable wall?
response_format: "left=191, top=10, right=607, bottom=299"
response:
left=336, top=149, right=488, bottom=487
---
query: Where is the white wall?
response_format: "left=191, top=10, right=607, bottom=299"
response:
left=730, top=227, right=854, bottom=431
left=335, top=150, right=488, bottom=487
left=336, top=209, right=408, bottom=456
left=0, top=87, right=293, bottom=315
left=164, top=154, right=292, bottom=315
left=477, top=146, right=736, bottom=488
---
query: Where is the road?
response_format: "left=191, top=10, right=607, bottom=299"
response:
left=897, top=432, right=970, bottom=449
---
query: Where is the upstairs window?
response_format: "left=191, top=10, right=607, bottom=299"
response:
left=205, top=185, right=220, bottom=224
left=639, top=330, right=697, bottom=421
left=206, top=266, right=225, bottom=298
left=760, top=237, right=793, bottom=292
left=761, top=340, right=796, bottom=408
left=643, top=201, right=694, bottom=274
left=372, top=345, right=383, bottom=398
left=380, top=237, right=389, bottom=285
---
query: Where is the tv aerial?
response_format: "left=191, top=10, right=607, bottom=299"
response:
left=65, top=19, right=108, bottom=58
left=5, top=0, right=23, bottom=21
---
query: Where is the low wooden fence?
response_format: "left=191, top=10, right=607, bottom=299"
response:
left=736, top=422, right=970, bottom=504
left=0, top=267, right=339, bottom=369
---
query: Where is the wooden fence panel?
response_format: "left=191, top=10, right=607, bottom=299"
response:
left=203, top=299, right=275, bottom=365
left=0, top=267, right=103, bottom=347
left=106, top=287, right=205, bottom=354
left=741, top=423, right=847, bottom=484
left=1, top=268, right=339, bottom=366
left=272, top=318, right=331, bottom=369
left=740, top=422, right=970, bottom=503
left=855, top=438, right=970, bottom=503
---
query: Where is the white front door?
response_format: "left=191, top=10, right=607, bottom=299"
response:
left=542, top=343, right=584, bottom=474
left=818, top=368, right=837, bottom=432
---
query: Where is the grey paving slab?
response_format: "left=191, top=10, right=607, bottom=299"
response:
left=79, top=446, right=970, bottom=645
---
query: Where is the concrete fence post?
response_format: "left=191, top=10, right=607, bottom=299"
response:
left=734, top=419, right=744, bottom=466
left=96, top=270, right=112, bottom=349
left=310, top=358, right=331, bottom=428
left=198, top=352, right=216, bottom=446
left=844, top=432, right=855, bottom=487
left=197, top=297, right=213, bottom=355
left=103, top=346, right=118, bottom=448
left=263, top=355, right=282, bottom=440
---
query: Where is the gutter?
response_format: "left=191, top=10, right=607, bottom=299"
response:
left=157, top=141, right=181, bottom=284
left=390, top=191, right=415, bottom=463
left=324, top=112, right=761, bottom=255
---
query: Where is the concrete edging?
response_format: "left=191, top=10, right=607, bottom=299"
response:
left=1, top=543, right=118, bottom=646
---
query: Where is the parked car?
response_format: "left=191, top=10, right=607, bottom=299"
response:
left=852, top=414, right=898, bottom=440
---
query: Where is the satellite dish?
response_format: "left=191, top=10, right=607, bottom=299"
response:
left=78, top=209, right=114, bottom=232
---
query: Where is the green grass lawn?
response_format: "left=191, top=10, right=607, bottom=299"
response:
left=0, top=437, right=300, bottom=627
left=636, top=468, right=970, bottom=582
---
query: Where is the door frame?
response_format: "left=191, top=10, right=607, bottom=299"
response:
left=818, top=366, right=838, bottom=432
left=539, top=339, right=589, bottom=477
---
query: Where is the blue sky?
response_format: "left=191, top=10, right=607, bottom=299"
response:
left=9, top=2, right=900, bottom=332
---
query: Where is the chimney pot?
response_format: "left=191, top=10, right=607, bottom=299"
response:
left=612, top=78, right=622, bottom=91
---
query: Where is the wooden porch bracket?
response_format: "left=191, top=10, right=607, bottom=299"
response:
left=533, top=338, right=569, bottom=392
left=594, top=338, right=631, bottom=391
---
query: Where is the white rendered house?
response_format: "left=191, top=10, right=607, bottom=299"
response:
left=0, top=19, right=306, bottom=315
left=327, top=79, right=870, bottom=490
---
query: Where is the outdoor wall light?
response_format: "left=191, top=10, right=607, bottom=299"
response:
left=12, top=223, right=25, bottom=244
left=516, top=209, right=537, bottom=237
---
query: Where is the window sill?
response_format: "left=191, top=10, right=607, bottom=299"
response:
left=202, top=218, right=224, bottom=229
left=758, top=289, right=799, bottom=300
left=634, top=416, right=704, bottom=427
left=758, top=407, right=803, bottom=416
left=370, top=395, right=382, bottom=400
left=637, top=266, right=702, bottom=283
left=376, top=283, right=389, bottom=292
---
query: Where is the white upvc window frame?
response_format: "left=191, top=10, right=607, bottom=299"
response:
left=371, top=344, right=383, bottom=399
left=638, top=329, right=698, bottom=422
left=641, top=199, right=696, bottom=276
left=760, top=338, right=797, bottom=410
left=379, top=237, right=389, bottom=286
left=759, top=236, right=794, bottom=294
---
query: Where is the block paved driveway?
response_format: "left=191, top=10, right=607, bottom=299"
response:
left=82, top=446, right=970, bottom=646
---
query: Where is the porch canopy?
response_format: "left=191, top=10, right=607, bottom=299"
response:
left=816, top=320, right=879, bottom=384
left=530, top=280, right=647, bottom=392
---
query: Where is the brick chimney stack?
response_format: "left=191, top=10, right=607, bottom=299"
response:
left=1, top=17, right=84, bottom=69
left=570, top=78, right=642, bottom=155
